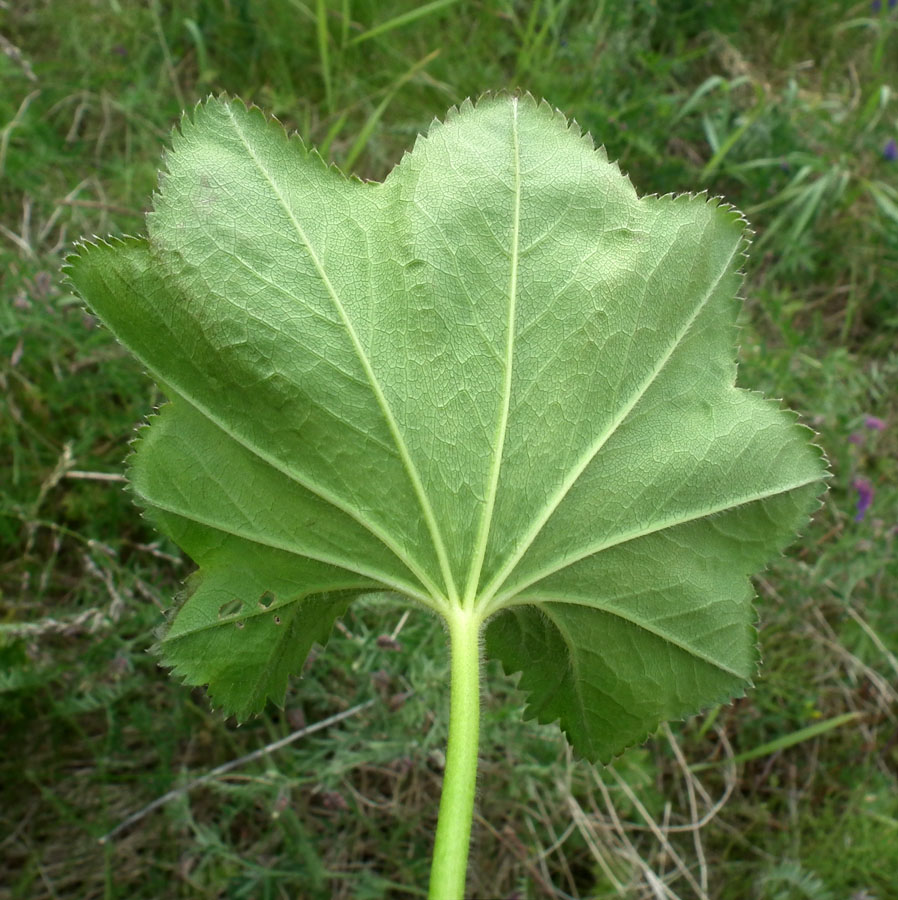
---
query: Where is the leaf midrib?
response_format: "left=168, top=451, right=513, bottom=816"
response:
left=463, top=96, right=522, bottom=607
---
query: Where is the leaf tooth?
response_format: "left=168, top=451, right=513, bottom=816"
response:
left=63, top=234, right=148, bottom=312
left=539, top=95, right=576, bottom=131
left=525, top=93, right=616, bottom=163
left=152, top=93, right=355, bottom=233
left=611, top=162, right=635, bottom=194
left=650, top=192, right=752, bottom=255
left=535, top=94, right=557, bottom=115
left=207, top=92, right=296, bottom=148
left=743, top=392, right=832, bottom=478
left=470, top=89, right=500, bottom=109
left=401, top=108, right=454, bottom=164
left=120, top=413, right=157, bottom=508
left=738, top=390, right=831, bottom=540
left=235, top=95, right=358, bottom=179
left=65, top=232, right=142, bottom=259
left=706, top=194, right=753, bottom=235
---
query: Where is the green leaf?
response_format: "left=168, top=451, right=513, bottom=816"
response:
left=67, top=95, right=825, bottom=757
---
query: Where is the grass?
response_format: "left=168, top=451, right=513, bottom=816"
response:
left=1, top=1, right=896, bottom=897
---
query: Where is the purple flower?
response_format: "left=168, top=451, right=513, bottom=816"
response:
left=885, top=139, right=898, bottom=162
left=848, top=432, right=864, bottom=445
left=865, top=415, right=886, bottom=431
left=853, top=478, right=874, bottom=521
left=872, top=0, right=898, bottom=11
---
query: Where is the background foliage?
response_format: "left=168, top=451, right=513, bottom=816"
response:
left=1, top=1, right=896, bottom=898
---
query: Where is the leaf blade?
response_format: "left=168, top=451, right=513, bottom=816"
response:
left=68, top=94, right=827, bottom=742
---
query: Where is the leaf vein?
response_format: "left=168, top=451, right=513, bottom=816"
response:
left=464, top=97, right=522, bottom=604
left=143, top=495, right=436, bottom=607
left=491, top=474, right=820, bottom=608
left=223, top=104, right=458, bottom=603
left=534, top=599, right=744, bottom=679
left=98, top=253, right=438, bottom=596
left=478, top=227, right=742, bottom=607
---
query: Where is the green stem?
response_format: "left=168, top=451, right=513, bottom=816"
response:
left=428, top=608, right=481, bottom=900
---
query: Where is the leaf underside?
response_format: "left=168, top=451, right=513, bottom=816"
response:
left=67, top=94, right=826, bottom=760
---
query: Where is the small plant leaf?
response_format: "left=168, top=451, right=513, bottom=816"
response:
left=67, top=94, right=825, bottom=756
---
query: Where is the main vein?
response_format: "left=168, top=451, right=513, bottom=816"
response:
left=476, top=229, right=742, bottom=610
left=463, top=97, right=522, bottom=610
left=224, top=105, right=459, bottom=605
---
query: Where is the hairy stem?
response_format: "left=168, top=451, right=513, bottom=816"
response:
left=428, top=608, right=481, bottom=899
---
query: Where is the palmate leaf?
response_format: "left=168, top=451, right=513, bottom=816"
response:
left=67, top=94, right=825, bottom=760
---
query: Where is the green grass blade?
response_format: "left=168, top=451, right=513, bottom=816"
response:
left=343, top=49, right=439, bottom=170
left=867, top=180, right=898, bottom=226
left=699, top=84, right=766, bottom=182
left=690, top=712, right=862, bottom=772
left=318, top=110, right=349, bottom=161
left=316, top=0, right=334, bottom=113
left=348, top=0, right=460, bottom=47
left=183, top=18, right=213, bottom=84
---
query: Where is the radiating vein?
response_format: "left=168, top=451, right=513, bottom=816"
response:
left=537, top=605, right=598, bottom=759
left=142, top=493, right=438, bottom=608
left=487, top=474, right=821, bottom=612
left=535, top=599, right=745, bottom=679
left=96, top=251, right=444, bottom=600
left=464, top=96, right=522, bottom=607
left=224, top=105, right=459, bottom=604
left=165, top=588, right=363, bottom=641
left=477, top=230, right=742, bottom=609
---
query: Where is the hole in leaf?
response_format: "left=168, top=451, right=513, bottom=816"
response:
left=273, top=615, right=281, bottom=625
left=259, top=590, right=276, bottom=608
left=218, top=598, right=242, bottom=619
left=235, top=621, right=245, bottom=629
